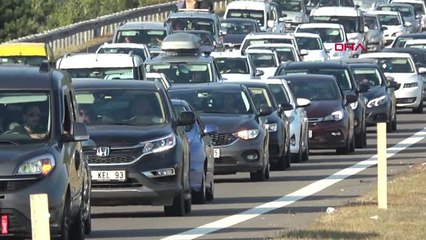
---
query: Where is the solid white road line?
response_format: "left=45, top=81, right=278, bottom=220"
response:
left=162, top=127, right=426, bottom=240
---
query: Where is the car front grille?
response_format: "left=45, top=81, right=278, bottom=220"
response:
left=208, top=133, right=237, bottom=146
left=86, top=147, right=143, bottom=165
left=92, top=178, right=142, bottom=189
left=0, top=180, right=39, bottom=194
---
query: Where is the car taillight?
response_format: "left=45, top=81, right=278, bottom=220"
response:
left=1, top=215, right=8, bottom=235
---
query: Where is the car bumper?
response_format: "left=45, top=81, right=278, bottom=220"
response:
left=212, top=136, right=265, bottom=174
left=284, top=22, right=302, bottom=31
left=0, top=168, right=68, bottom=238
left=308, top=120, right=349, bottom=149
left=366, top=42, right=381, bottom=52
left=365, top=103, right=390, bottom=126
left=88, top=148, right=184, bottom=206
left=395, top=85, right=422, bottom=108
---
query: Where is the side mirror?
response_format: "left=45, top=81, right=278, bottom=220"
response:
left=82, top=139, right=96, bottom=151
left=278, top=102, right=294, bottom=113
left=62, top=122, right=90, bottom=142
left=359, top=83, right=370, bottom=93
left=258, top=104, right=274, bottom=116
left=381, top=26, right=388, bottom=31
left=387, top=80, right=400, bottom=90
left=296, top=98, right=311, bottom=107
left=177, top=111, right=195, bottom=126
left=355, top=4, right=360, bottom=9
left=255, top=69, right=264, bottom=76
left=267, top=20, right=275, bottom=29
left=345, top=94, right=358, bottom=104
left=300, top=49, right=309, bottom=56
left=386, top=76, right=395, bottom=82
left=404, top=22, right=412, bottom=27
left=278, top=17, right=285, bottom=22
left=363, top=26, right=370, bottom=33
left=219, top=30, right=226, bottom=36
left=204, top=124, right=218, bottom=134
left=418, top=67, right=426, bottom=74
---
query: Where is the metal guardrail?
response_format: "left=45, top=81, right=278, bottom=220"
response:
left=7, top=0, right=228, bottom=53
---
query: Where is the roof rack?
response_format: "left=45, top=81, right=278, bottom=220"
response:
left=177, top=9, right=214, bottom=13
left=161, top=33, right=202, bottom=55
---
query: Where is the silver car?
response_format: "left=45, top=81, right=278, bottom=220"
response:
left=376, top=3, right=421, bottom=33
left=364, top=14, right=386, bottom=51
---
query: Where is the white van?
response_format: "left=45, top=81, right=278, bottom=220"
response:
left=224, top=1, right=285, bottom=33
left=310, top=6, right=368, bottom=57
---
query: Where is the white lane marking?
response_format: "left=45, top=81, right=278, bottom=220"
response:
left=162, top=127, right=426, bottom=240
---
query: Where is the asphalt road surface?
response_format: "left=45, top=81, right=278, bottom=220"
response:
left=87, top=108, right=426, bottom=240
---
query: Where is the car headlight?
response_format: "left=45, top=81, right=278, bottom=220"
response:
left=392, top=31, right=404, bottom=37
left=403, top=82, right=418, bottom=88
left=16, top=154, right=56, bottom=176
left=323, top=110, right=344, bottom=121
left=350, top=101, right=358, bottom=110
left=367, top=95, right=387, bottom=108
left=295, top=16, right=303, bottom=22
left=368, top=37, right=380, bottom=43
left=265, top=123, right=278, bottom=132
left=233, top=129, right=260, bottom=140
left=143, top=134, right=176, bottom=154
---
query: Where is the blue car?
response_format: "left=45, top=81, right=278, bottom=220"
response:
left=171, top=99, right=217, bottom=203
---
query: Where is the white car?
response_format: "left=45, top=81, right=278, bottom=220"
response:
left=245, top=49, right=280, bottom=79
left=246, top=43, right=302, bottom=63
left=359, top=52, right=426, bottom=113
left=295, top=23, right=351, bottom=61
left=56, top=53, right=145, bottom=80
left=293, top=32, right=329, bottom=62
left=96, top=43, right=151, bottom=62
left=210, top=51, right=259, bottom=81
left=240, top=33, right=300, bottom=55
left=368, top=10, right=409, bottom=47
left=404, top=39, right=426, bottom=48
left=390, top=0, right=426, bottom=32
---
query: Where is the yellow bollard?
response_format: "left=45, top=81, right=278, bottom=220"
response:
left=30, top=194, right=51, bottom=240
left=377, top=122, right=387, bottom=209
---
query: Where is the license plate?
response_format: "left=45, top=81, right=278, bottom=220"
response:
left=91, top=170, right=126, bottom=182
left=213, top=149, right=220, bottom=158
left=309, top=130, right=313, bottom=139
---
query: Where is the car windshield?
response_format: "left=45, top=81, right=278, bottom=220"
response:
left=319, top=0, right=354, bottom=7
left=249, top=46, right=296, bottom=62
left=64, top=68, right=134, bottom=80
left=97, top=47, right=148, bottom=61
left=226, top=10, right=265, bottom=26
left=365, top=16, right=379, bottom=30
left=170, top=18, right=215, bottom=35
left=243, top=38, right=294, bottom=50
left=310, top=16, right=360, bottom=33
left=0, top=92, right=51, bottom=143
left=297, top=27, right=344, bottom=43
left=248, top=87, right=274, bottom=108
left=376, top=58, right=415, bottom=73
left=282, top=68, right=352, bottom=91
left=296, top=36, right=322, bottom=50
left=116, top=29, right=166, bottom=48
left=169, top=89, right=253, bottom=114
left=248, top=53, right=278, bottom=68
left=276, top=0, right=303, bottom=12
left=378, top=14, right=401, bottom=26
left=268, top=84, right=291, bottom=104
left=393, top=36, right=415, bottom=47
left=146, top=63, right=211, bottom=84
left=215, top=58, right=249, bottom=74
left=352, top=68, right=383, bottom=87
left=0, top=56, right=46, bottom=67
left=76, top=90, right=166, bottom=126
left=377, top=6, right=413, bottom=17
left=221, top=21, right=257, bottom=34
left=403, top=2, right=425, bottom=14
left=287, top=79, right=341, bottom=101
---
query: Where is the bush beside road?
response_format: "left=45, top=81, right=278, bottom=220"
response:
left=277, top=162, right=426, bottom=240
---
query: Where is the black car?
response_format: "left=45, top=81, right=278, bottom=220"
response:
left=0, top=64, right=92, bottom=239
left=389, top=33, right=426, bottom=48
left=224, top=81, right=292, bottom=170
left=220, top=18, right=261, bottom=50
left=169, top=83, right=272, bottom=181
left=347, top=62, right=399, bottom=132
left=275, top=61, right=368, bottom=148
left=73, top=79, right=195, bottom=216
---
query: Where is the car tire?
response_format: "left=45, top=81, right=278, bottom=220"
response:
left=391, top=115, right=397, bottom=131
left=265, top=162, right=271, bottom=180
left=206, top=178, right=214, bottom=202
left=192, top=171, right=207, bottom=204
left=83, top=182, right=91, bottom=235
left=355, top=126, right=366, bottom=148
left=350, top=134, right=355, bottom=153
left=336, top=136, right=351, bottom=155
left=164, top=192, right=186, bottom=216
left=413, top=100, right=424, bottom=113
left=184, top=195, right=191, bottom=214
left=60, top=197, right=71, bottom=240
left=291, top=137, right=303, bottom=163
left=69, top=207, right=85, bottom=240
left=302, top=141, right=309, bottom=162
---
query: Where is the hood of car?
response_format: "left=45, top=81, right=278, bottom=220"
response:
left=0, top=143, right=50, bottom=176
left=223, top=34, right=246, bottom=45
left=384, top=72, right=418, bottom=83
left=222, top=73, right=252, bottom=81
left=199, top=114, right=259, bottom=133
left=364, top=85, right=387, bottom=100
left=303, top=50, right=327, bottom=61
left=304, top=100, right=343, bottom=118
left=383, top=25, right=403, bottom=36
left=87, top=124, right=174, bottom=147
left=284, top=12, right=305, bottom=22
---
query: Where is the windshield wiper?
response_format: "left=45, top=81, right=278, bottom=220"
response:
left=0, top=140, right=19, bottom=145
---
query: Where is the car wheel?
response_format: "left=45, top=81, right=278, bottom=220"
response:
left=192, top=171, right=207, bottom=204
left=164, top=192, right=186, bottom=216
left=69, top=207, right=85, bottom=240
left=336, top=136, right=351, bottom=155
left=391, top=115, right=397, bottom=131
left=184, top=195, right=192, bottom=214
left=350, top=134, right=355, bottom=153
left=60, top=197, right=71, bottom=240
left=291, top=137, right=303, bottom=163
left=206, top=178, right=214, bottom=202
left=250, top=168, right=266, bottom=181
left=355, top=126, right=366, bottom=148
left=413, top=100, right=423, bottom=113
left=302, top=141, right=309, bottom=162
left=83, top=181, right=91, bottom=234
left=265, top=161, right=271, bottom=180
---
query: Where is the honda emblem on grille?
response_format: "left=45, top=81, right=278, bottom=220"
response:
left=96, top=147, right=110, bottom=157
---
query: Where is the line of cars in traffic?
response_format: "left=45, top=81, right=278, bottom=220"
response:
left=1, top=0, right=426, bottom=238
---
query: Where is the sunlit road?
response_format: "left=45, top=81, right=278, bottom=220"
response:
left=86, top=108, right=426, bottom=240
